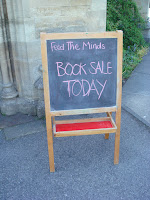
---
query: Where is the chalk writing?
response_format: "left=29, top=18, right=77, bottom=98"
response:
left=50, top=40, right=106, bottom=52
left=56, top=61, right=112, bottom=77
left=63, top=79, right=107, bottom=100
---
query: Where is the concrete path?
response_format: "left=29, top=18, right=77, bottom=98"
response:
left=122, top=50, right=150, bottom=127
left=0, top=110, right=150, bottom=200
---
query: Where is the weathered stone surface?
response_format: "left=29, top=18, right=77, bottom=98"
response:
left=143, top=22, right=150, bottom=43
left=1, top=98, right=18, bottom=115
left=37, top=100, right=45, bottom=118
left=17, top=98, right=37, bottom=116
left=0, top=112, right=38, bottom=129
left=133, top=0, right=149, bottom=19
left=30, top=0, right=70, bottom=7
left=4, top=120, right=46, bottom=140
left=0, top=97, right=37, bottom=116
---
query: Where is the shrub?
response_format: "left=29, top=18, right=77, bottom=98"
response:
left=106, top=0, right=148, bottom=79
left=106, top=0, right=146, bottom=49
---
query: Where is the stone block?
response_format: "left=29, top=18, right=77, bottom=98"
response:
left=1, top=98, right=18, bottom=115
left=11, top=42, right=28, bottom=60
left=26, top=41, right=41, bottom=61
left=0, top=112, right=38, bottom=129
left=31, top=7, right=61, bottom=17
left=10, top=19, right=36, bottom=42
left=23, top=19, right=37, bottom=42
left=7, top=0, right=31, bottom=19
left=0, top=97, right=38, bottom=116
left=65, top=25, right=87, bottom=32
left=37, top=100, right=45, bottom=118
left=30, top=0, right=70, bottom=7
left=4, top=120, right=46, bottom=140
left=133, top=0, right=149, bottom=19
left=91, top=0, right=107, bottom=11
left=60, top=6, right=88, bottom=18
left=13, top=58, right=41, bottom=99
left=86, top=10, right=106, bottom=31
left=16, top=98, right=37, bottom=115
left=69, top=0, right=91, bottom=6
left=11, top=41, right=41, bottom=61
left=13, top=59, right=32, bottom=98
left=28, top=59, right=42, bottom=88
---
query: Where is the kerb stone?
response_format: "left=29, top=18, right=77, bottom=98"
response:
left=4, top=120, right=46, bottom=140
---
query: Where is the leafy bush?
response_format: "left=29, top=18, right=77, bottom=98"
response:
left=107, top=0, right=146, bottom=49
left=106, top=0, right=148, bottom=79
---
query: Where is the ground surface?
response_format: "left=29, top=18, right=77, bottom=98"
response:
left=0, top=109, right=150, bottom=200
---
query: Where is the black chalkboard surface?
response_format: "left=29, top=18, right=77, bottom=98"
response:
left=46, top=38, right=117, bottom=111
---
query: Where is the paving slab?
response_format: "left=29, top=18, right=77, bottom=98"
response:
left=131, top=49, right=150, bottom=75
left=122, top=50, right=150, bottom=127
left=134, top=60, right=150, bottom=75
left=4, top=120, right=46, bottom=140
left=123, top=73, right=150, bottom=96
left=122, top=93, right=150, bottom=126
left=0, top=113, right=38, bottom=129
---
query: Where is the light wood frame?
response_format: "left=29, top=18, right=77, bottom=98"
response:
left=40, top=31, right=123, bottom=172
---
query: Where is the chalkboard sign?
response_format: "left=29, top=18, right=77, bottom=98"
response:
left=41, top=32, right=123, bottom=116
left=47, top=38, right=117, bottom=111
left=40, top=32, right=123, bottom=172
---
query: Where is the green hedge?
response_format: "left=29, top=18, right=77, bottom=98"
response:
left=106, top=0, right=146, bottom=49
left=106, top=0, right=148, bottom=79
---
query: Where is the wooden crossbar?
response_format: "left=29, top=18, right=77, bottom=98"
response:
left=53, top=116, right=117, bottom=137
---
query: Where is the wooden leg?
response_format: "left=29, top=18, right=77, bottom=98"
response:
left=47, top=132, right=55, bottom=172
left=114, top=130, right=120, bottom=164
left=105, top=112, right=112, bottom=139
left=114, top=110, right=121, bottom=165
left=105, top=134, right=109, bottom=139
left=46, top=115, right=55, bottom=172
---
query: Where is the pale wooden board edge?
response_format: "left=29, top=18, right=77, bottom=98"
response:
left=54, top=117, right=111, bottom=124
left=50, top=106, right=117, bottom=116
left=40, top=31, right=119, bottom=40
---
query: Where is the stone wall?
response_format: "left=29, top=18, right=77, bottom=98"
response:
left=133, top=0, right=149, bottom=20
left=133, top=0, right=150, bottom=43
left=0, top=0, right=107, bottom=117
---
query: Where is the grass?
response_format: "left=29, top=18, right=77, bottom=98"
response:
left=123, top=45, right=149, bottom=80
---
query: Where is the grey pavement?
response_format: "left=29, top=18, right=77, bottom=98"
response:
left=0, top=110, right=150, bottom=200
left=122, top=50, right=150, bottom=127
left=1, top=52, right=150, bottom=199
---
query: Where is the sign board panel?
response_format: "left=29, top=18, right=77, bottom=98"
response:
left=47, top=38, right=117, bottom=111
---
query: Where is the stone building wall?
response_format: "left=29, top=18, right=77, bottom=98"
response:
left=0, top=0, right=107, bottom=117
left=133, top=0, right=149, bottom=20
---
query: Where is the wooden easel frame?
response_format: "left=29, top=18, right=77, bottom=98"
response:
left=40, top=31, right=123, bottom=172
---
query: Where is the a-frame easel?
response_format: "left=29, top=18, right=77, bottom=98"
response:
left=41, top=31, right=123, bottom=172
